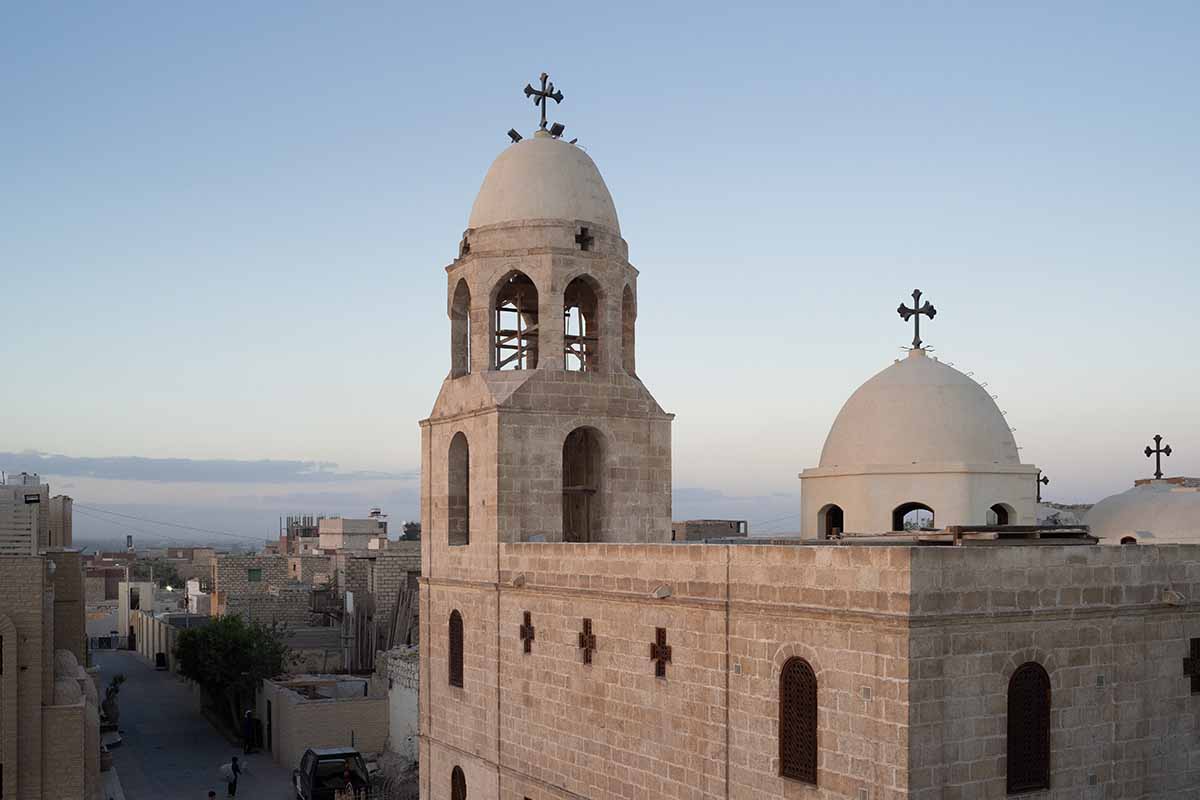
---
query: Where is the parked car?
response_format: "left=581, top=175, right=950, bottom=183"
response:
left=293, top=747, right=370, bottom=800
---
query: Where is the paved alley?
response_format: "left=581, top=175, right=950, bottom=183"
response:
left=96, top=650, right=294, bottom=800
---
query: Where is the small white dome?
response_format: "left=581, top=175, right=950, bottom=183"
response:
left=819, top=348, right=1020, bottom=467
left=1085, top=479, right=1200, bottom=544
left=468, top=132, right=620, bottom=233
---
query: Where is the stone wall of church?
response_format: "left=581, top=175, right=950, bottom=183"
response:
left=421, top=543, right=914, bottom=800
left=907, top=544, right=1200, bottom=800
left=422, top=542, right=1200, bottom=800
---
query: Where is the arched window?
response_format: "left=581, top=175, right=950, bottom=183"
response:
left=451, top=279, right=471, bottom=377
left=1007, top=661, right=1050, bottom=794
left=451, top=765, right=466, bottom=800
left=988, top=503, right=1013, bottom=526
left=892, top=502, right=935, bottom=531
left=448, top=433, right=470, bottom=547
left=1120, top=536, right=1137, bottom=545
left=562, top=427, right=603, bottom=543
left=818, top=504, right=844, bottom=538
left=564, top=276, right=600, bottom=371
left=448, top=610, right=464, bottom=688
left=493, top=272, right=539, bottom=370
left=779, top=656, right=817, bottom=784
left=621, top=284, right=636, bottom=375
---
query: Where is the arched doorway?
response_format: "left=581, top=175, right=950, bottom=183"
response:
left=493, top=272, right=539, bottom=370
left=564, top=276, right=600, bottom=371
left=987, top=503, right=1013, bottom=526
left=562, top=427, right=603, bottom=542
left=818, top=504, right=844, bottom=538
left=1120, top=536, right=1138, bottom=545
left=892, top=502, right=934, bottom=531
left=450, top=279, right=471, bottom=377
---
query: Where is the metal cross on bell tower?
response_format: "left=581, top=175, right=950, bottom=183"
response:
left=897, top=289, right=937, bottom=349
left=524, top=72, right=564, bottom=131
left=1145, top=434, right=1172, bottom=480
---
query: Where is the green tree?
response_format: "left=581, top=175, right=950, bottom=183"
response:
left=131, top=557, right=183, bottom=590
left=174, top=615, right=291, bottom=732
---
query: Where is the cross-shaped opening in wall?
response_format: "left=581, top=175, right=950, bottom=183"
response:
left=520, top=611, right=535, bottom=654
left=575, top=227, right=593, bottom=252
left=650, top=627, right=672, bottom=678
left=1184, top=638, right=1200, bottom=693
left=578, top=618, right=596, bottom=664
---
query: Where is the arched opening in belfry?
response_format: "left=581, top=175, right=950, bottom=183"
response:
left=1120, top=536, right=1138, bottom=545
left=450, top=279, right=471, bottom=377
left=892, top=502, right=935, bottom=531
left=564, top=276, right=600, bottom=372
left=562, top=427, right=603, bottom=542
left=818, top=504, right=844, bottom=538
left=987, top=503, right=1013, bottom=526
left=447, top=432, right=470, bottom=546
left=621, top=284, right=636, bottom=375
left=493, top=272, right=539, bottom=370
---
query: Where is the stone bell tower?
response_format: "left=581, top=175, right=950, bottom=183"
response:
left=419, top=78, right=673, bottom=582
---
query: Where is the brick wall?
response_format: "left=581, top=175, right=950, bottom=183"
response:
left=48, top=550, right=87, bottom=665
left=258, top=679, right=388, bottom=771
left=0, top=556, right=48, bottom=799
left=41, top=702, right=85, bottom=799
left=214, top=554, right=288, bottom=596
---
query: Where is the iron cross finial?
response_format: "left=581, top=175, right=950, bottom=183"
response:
left=897, top=288, right=937, bottom=349
left=523, top=72, right=564, bottom=131
left=1145, top=434, right=1172, bottom=480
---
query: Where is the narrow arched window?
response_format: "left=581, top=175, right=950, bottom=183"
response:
left=892, top=502, right=934, bottom=531
left=564, top=276, right=600, bottom=371
left=988, top=503, right=1012, bottom=526
left=448, top=610, right=464, bottom=688
left=493, top=271, right=538, bottom=370
left=562, top=427, right=603, bottom=542
left=448, top=432, right=470, bottom=546
left=621, top=284, right=636, bottom=375
left=451, top=765, right=466, bottom=800
left=779, top=656, right=817, bottom=784
left=1007, top=661, right=1050, bottom=794
left=451, top=279, right=471, bottom=377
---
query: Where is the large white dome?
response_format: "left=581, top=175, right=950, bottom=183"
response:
left=468, top=132, right=620, bottom=233
left=1085, top=479, right=1200, bottom=544
left=819, top=348, right=1020, bottom=467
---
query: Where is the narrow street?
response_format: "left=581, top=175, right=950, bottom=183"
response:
left=95, top=650, right=294, bottom=800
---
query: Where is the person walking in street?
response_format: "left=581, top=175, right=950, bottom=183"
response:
left=208, top=793, right=217, bottom=799
left=219, top=755, right=242, bottom=797
left=242, top=710, right=255, bottom=754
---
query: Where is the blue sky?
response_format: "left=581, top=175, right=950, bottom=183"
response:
left=3, top=2, right=1198, bottom=538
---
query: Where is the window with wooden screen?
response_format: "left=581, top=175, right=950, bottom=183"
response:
left=1007, top=661, right=1051, bottom=794
left=779, top=656, right=817, bottom=784
left=448, top=610, right=464, bottom=688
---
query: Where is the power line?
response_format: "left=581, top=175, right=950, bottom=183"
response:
left=74, top=503, right=266, bottom=543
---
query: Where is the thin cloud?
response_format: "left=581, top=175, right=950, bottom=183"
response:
left=0, top=450, right=415, bottom=484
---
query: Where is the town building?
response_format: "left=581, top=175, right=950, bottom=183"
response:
left=418, top=78, right=1200, bottom=800
left=318, top=511, right=389, bottom=552
left=671, top=519, right=749, bottom=541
